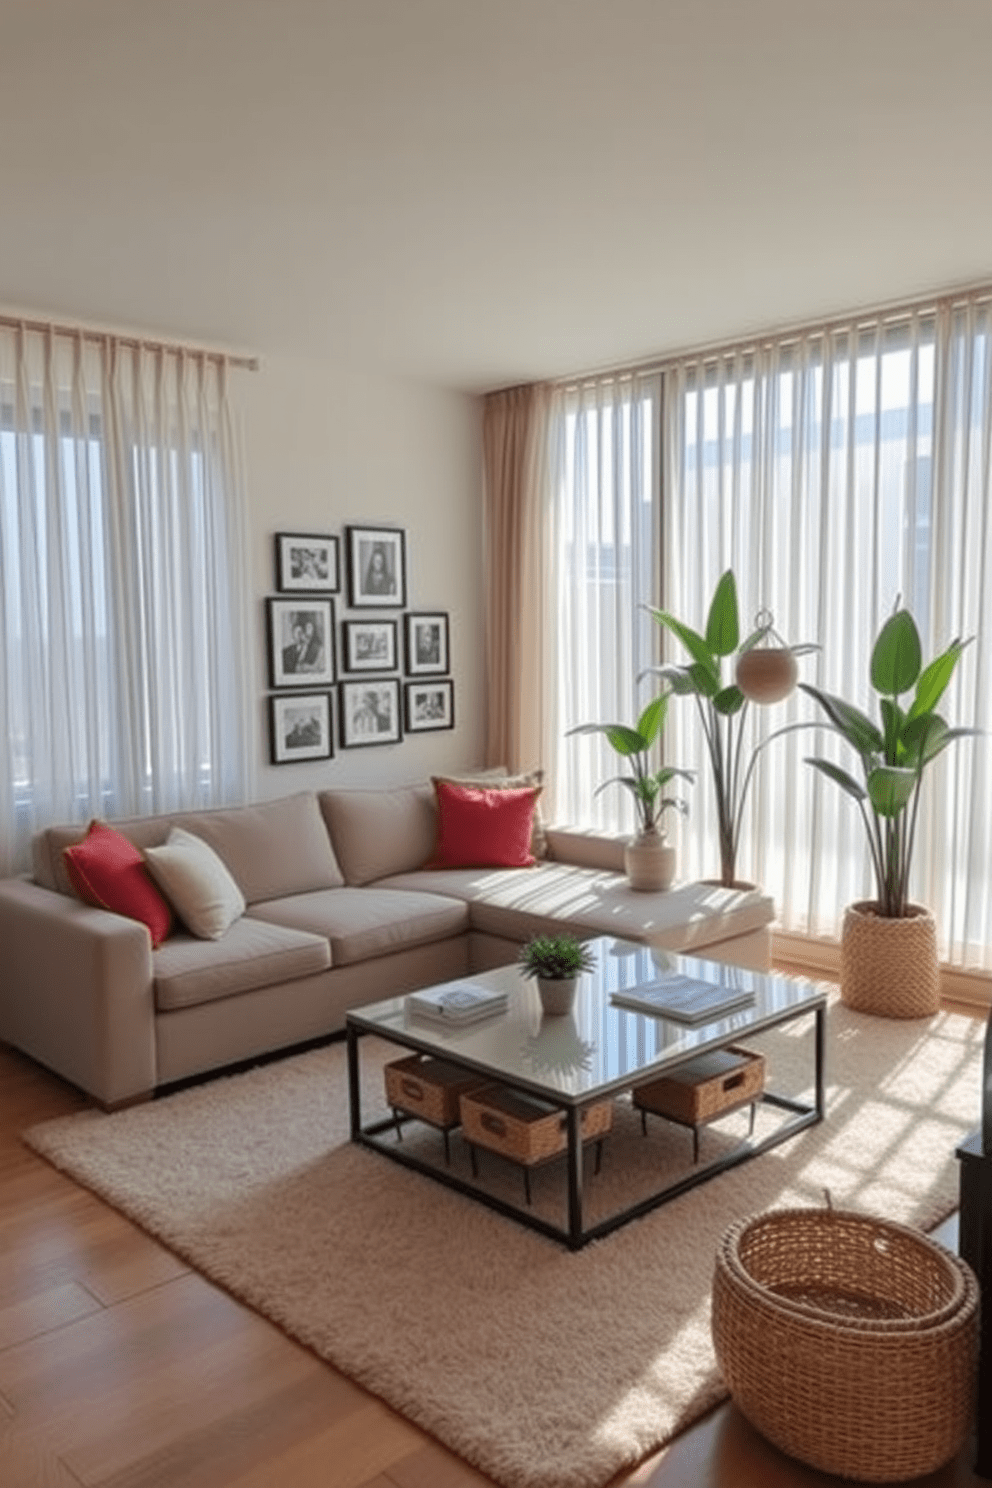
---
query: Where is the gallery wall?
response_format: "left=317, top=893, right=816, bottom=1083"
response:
left=239, top=351, right=485, bottom=800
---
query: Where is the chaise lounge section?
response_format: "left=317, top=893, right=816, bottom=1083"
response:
left=0, top=783, right=774, bottom=1108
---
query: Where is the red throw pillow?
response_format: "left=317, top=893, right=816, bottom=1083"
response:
left=63, top=821, right=173, bottom=947
left=429, top=780, right=541, bottom=869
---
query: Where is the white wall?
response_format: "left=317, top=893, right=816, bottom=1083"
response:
left=239, top=352, right=485, bottom=799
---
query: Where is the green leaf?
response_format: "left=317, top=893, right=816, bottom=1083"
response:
left=593, top=775, right=638, bottom=800
left=805, top=757, right=866, bottom=802
left=687, top=661, right=720, bottom=698
left=649, top=609, right=720, bottom=686
left=871, top=610, right=922, bottom=697
left=908, top=638, right=969, bottom=719
left=652, top=766, right=696, bottom=787
left=713, top=685, right=746, bottom=716
left=866, top=765, right=917, bottom=817
left=879, top=698, right=905, bottom=763
left=603, top=724, right=646, bottom=757
left=636, top=694, right=667, bottom=747
left=640, top=664, right=699, bottom=696
left=705, top=570, right=740, bottom=656
left=799, top=683, right=885, bottom=756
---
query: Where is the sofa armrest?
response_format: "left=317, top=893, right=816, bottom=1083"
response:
left=544, top=827, right=627, bottom=873
left=0, top=878, right=157, bottom=1106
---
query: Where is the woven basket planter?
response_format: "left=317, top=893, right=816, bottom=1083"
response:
left=840, top=901, right=940, bottom=1018
left=711, top=1207, right=979, bottom=1482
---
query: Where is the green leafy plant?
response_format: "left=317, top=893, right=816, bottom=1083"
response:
left=517, top=934, right=596, bottom=982
left=801, top=605, right=975, bottom=918
left=566, top=693, right=694, bottom=834
left=647, top=571, right=815, bottom=887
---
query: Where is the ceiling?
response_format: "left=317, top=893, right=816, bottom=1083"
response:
left=1, top=0, right=990, bottom=393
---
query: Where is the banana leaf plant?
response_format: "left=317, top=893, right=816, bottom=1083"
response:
left=567, top=693, right=694, bottom=835
left=801, top=606, right=975, bottom=918
left=646, top=571, right=816, bottom=887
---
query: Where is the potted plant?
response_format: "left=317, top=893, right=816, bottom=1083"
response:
left=801, top=604, right=975, bottom=1017
left=567, top=693, right=694, bottom=891
left=647, top=571, right=815, bottom=888
left=518, top=934, right=596, bottom=1016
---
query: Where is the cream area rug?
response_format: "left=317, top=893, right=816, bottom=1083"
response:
left=24, top=996, right=985, bottom=1488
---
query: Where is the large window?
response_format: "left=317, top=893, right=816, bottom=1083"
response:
left=553, top=292, right=992, bottom=970
left=0, top=328, right=252, bottom=875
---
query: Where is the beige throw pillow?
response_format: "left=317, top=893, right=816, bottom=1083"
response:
left=431, top=768, right=547, bottom=858
left=144, top=827, right=246, bottom=940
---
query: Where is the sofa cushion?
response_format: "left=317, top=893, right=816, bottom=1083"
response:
left=35, top=817, right=172, bottom=899
left=171, top=793, right=344, bottom=903
left=433, top=768, right=548, bottom=858
left=63, top=821, right=173, bottom=947
left=428, top=781, right=541, bottom=869
left=153, top=917, right=331, bottom=1012
left=247, top=886, right=469, bottom=967
left=319, top=784, right=437, bottom=886
left=375, top=865, right=775, bottom=955
left=144, top=827, right=247, bottom=939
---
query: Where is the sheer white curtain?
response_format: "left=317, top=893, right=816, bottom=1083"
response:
left=0, top=325, right=253, bottom=875
left=663, top=291, right=992, bottom=968
left=551, top=372, right=661, bottom=832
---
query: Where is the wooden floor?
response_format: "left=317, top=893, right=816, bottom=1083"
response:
left=0, top=1032, right=984, bottom=1488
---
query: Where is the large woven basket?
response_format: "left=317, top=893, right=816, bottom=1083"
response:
left=841, top=900, right=940, bottom=1018
left=711, top=1206, right=979, bottom=1482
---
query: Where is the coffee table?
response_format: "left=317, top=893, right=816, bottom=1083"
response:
left=346, top=935, right=826, bottom=1249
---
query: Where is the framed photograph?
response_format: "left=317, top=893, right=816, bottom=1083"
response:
left=345, top=524, right=406, bottom=609
left=404, top=679, right=455, bottom=733
left=342, top=618, right=398, bottom=673
left=267, top=597, right=335, bottom=688
left=269, top=692, right=333, bottom=764
left=404, top=611, right=449, bottom=675
left=339, top=678, right=402, bottom=747
left=275, top=533, right=339, bottom=592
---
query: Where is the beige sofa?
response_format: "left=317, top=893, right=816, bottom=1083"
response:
left=0, top=784, right=774, bottom=1108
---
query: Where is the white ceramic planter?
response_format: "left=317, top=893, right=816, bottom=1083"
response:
left=624, top=828, right=675, bottom=892
left=536, top=976, right=577, bottom=1016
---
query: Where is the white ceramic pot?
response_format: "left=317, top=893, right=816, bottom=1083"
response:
left=537, top=976, right=577, bottom=1016
left=624, top=828, right=675, bottom=892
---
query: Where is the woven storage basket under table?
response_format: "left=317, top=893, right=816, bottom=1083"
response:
left=711, top=1206, right=979, bottom=1482
left=383, top=1055, right=485, bottom=1127
left=459, top=1084, right=613, bottom=1165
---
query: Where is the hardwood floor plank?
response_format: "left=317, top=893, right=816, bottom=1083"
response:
left=382, top=1439, right=496, bottom=1487
left=0, top=1279, right=104, bottom=1353
left=0, top=1407, right=84, bottom=1488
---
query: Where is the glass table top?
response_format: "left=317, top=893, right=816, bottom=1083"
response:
left=347, top=935, right=826, bottom=1104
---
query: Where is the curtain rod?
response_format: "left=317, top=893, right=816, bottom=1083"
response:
left=0, top=309, right=260, bottom=371
left=548, top=275, right=992, bottom=391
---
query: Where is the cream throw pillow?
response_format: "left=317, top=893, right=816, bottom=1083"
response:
left=431, top=768, right=547, bottom=858
left=144, top=827, right=246, bottom=940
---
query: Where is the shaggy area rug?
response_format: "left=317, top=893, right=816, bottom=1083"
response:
left=24, top=996, right=984, bottom=1488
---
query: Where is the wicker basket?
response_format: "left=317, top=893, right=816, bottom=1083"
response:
left=459, top=1084, right=613, bottom=1165
left=711, top=1206, right=979, bottom=1482
left=841, top=901, right=940, bottom=1018
left=633, top=1046, right=764, bottom=1125
left=384, top=1055, right=484, bottom=1128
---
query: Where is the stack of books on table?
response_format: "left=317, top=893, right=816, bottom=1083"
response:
left=610, top=973, right=755, bottom=1025
left=406, top=981, right=509, bottom=1026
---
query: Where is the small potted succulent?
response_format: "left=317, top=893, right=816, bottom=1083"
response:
left=517, top=934, right=596, bottom=1016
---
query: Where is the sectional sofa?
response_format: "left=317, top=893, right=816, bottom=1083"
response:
left=0, top=783, right=774, bottom=1108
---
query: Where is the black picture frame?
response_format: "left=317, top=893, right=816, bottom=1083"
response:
left=404, top=679, right=455, bottom=733
left=404, top=611, right=449, bottom=675
left=345, top=524, right=406, bottom=609
left=267, top=597, right=335, bottom=688
left=275, top=532, right=339, bottom=593
left=269, top=692, right=333, bottom=764
left=341, top=618, right=398, bottom=674
left=339, top=678, right=402, bottom=747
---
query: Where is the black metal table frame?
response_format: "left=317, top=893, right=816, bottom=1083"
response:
left=346, top=998, right=826, bottom=1250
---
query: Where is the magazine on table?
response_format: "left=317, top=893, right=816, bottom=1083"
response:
left=610, top=973, right=755, bottom=1025
left=406, top=981, right=508, bottom=1024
